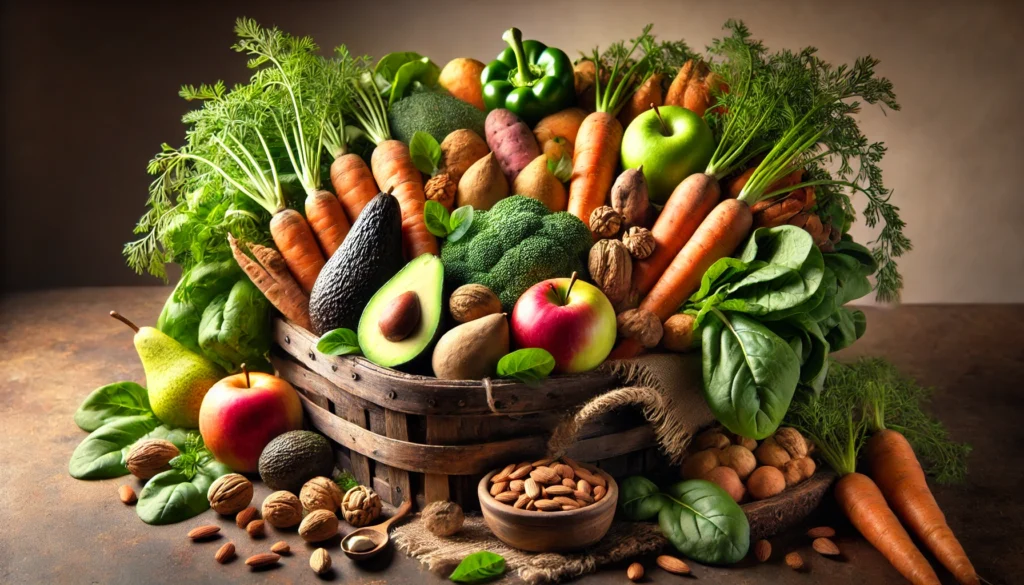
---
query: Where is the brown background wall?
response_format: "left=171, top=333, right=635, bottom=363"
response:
left=3, top=0, right=1022, bottom=301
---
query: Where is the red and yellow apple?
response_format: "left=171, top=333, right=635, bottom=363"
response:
left=199, top=371, right=304, bottom=473
left=510, top=274, right=617, bottom=373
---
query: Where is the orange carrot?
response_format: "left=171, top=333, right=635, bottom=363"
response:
left=331, top=153, right=379, bottom=221
left=305, top=190, right=350, bottom=258
left=631, top=173, right=721, bottom=298
left=269, top=209, right=325, bottom=294
left=228, top=234, right=312, bottom=331
left=610, top=198, right=752, bottom=360
left=371, top=139, right=438, bottom=259
left=866, top=430, right=978, bottom=585
left=617, top=73, right=665, bottom=127
left=836, top=473, right=942, bottom=585
left=567, top=111, right=623, bottom=225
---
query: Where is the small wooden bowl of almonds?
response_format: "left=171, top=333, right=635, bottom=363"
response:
left=478, top=457, right=618, bottom=552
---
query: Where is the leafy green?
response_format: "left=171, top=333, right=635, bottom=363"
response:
left=546, top=154, right=573, bottom=183
left=69, top=414, right=161, bottom=479
left=496, top=349, right=556, bottom=383
left=424, top=200, right=452, bottom=238
left=410, top=131, right=442, bottom=175
left=374, top=52, right=440, bottom=105
left=448, top=206, right=475, bottom=243
left=74, top=382, right=151, bottom=432
left=701, top=310, right=800, bottom=439
left=136, top=433, right=231, bottom=525
left=335, top=469, right=359, bottom=492
left=317, top=328, right=361, bottom=356
left=198, top=278, right=272, bottom=372
left=657, top=480, right=750, bottom=564
left=618, top=476, right=666, bottom=521
left=449, top=551, right=506, bottom=583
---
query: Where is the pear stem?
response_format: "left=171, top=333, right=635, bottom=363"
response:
left=651, top=103, right=669, bottom=136
left=241, top=363, right=250, bottom=388
left=564, top=272, right=579, bottom=304
left=109, top=311, right=139, bottom=333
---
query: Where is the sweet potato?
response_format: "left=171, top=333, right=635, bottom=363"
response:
left=456, top=152, right=508, bottom=211
left=439, top=129, right=489, bottom=183
left=512, top=155, right=567, bottom=212
left=485, top=108, right=540, bottom=185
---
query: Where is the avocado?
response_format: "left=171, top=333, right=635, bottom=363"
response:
left=309, top=192, right=405, bottom=335
left=388, top=92, right=486, bottom=144
left=258, top=430, right=335, bottom=493
left=358, top=254, right=444, bottom=368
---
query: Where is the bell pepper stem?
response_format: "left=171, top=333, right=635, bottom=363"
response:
left=502, top=27, right=537, bottom=86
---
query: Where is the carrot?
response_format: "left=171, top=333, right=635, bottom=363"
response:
left=269, top=209, right=325, bottom=294
left=866, top=431, right=978, bottom=585
left=371, top=139, right=438, bottom=259
left=617, top=73, right=665, bottom=127
left=630, top=173, right=721, bottom=298
left=610, top=198, right=751, bottom=360
left=836, top=473, right=942, bottom=585
left=228, top=234, right=312, bottom=331
left=330, top=153, right=379, bottom=221
left=304, top=189, right=350, bottom=257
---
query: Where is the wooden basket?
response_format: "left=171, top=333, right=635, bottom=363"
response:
left=271, top=318, right=665, bottom=509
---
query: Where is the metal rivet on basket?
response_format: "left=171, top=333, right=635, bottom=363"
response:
left=457, top=399, right=466, bottom=407
left=308, top=352, right=316, bottom=361
left=284, top=335, right=291, bottom=344
left=331, top=364, right=338, bottom=372
left=427, top=398, right=437, bottom=407
left=387, top=391, right=396, bottom=400
left=351, top=373, right=359, bottom=381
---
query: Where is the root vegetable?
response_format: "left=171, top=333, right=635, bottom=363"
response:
left=456, top=153, right=508, bottom=211
left=719, top=445, right=757, bottom=481
left=439, top=58, right=486, bottom=110
left=371, top=140, right=438, bottom=259
left=485, top=109, right=540, bottom=184
left=660, top=313, right=696, bottom=352
left=681, top=449, right=720, bottom=480
left=534, top=107, right=587, bottom=153
left=747, top=466, right=785, bottom=500
left=439, top=129, right=489, bottom=183
left=705, top=466, right=745, bottom=502
left=609, top=167, right=650, bottom=228
left=617, top=73, right=665, bottom=127
left=513, top=155, right=568, bottom=212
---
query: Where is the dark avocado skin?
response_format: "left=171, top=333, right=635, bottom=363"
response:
left=258, top=431, right=335, bottom=493
left=309, top=192, right=405, bottom=335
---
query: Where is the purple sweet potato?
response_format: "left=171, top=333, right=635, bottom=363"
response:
left=485, top=109, right=540, bottom=184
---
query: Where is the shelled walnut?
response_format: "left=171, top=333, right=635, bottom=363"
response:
left=622, top=226, right=655, bottom=259
left=616, top=309, right=663, bottom=348
left=588, top=239, right=632, bottom=305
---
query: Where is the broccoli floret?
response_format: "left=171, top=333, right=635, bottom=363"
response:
left=441, top=196, right=593, bottom=310
left=388, top=92, right=486, bottom=144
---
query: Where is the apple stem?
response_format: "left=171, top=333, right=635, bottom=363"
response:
left=241, top=363, right=250, bottom=388
left=651, top=103, right=669, bottom=136
left=564, top=272, right=579, bottom=305
left=109, top=311, right=139, bottom=333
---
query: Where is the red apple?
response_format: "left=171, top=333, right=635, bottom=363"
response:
left=510, top=273, right=617, bottom=373
left=199, top=370, right=304, bottom=473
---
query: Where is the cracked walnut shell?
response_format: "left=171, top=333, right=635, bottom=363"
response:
left=425, top=173, right=456, bottom=210
left=207, top=473, right=254, bottom=515
left=589, top=206, right=623, bottom=238
left=341, top=485, right=382, bottom=527
left=622, top=226, right=655, bottom=259
left=125, top=439, right=179, bottom=479
left=617, top=309, right=663, bottom=348
left=300, top=476, right=343, bottom=513
left=262, top=490, right=303, bottom=528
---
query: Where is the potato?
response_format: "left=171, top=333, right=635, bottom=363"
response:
left=782, top=459, right=804, bottom=487
left=704, top=466, right=745, bottom=502
left=512, top=155, right=567, bottom=212
left=439, top=129, right=489, bottom=183
left=747, top=466, right=786, bottom=500
left=718, top=445, right=757, bottom=481
left=680, top=449, right=720, bottom=480
left=754, top=438, right=791, bottom=469
left=484, top=109, right=539, bottom=184
left=456, top=153, right=508, bottom=211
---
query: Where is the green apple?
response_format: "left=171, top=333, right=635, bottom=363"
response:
left=621, top=106, right=714, bottom=204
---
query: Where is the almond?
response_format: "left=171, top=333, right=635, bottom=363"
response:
left=544, top=485, right=574, bottom=497
left=553, top=463, right=575, bottom=481
left=246, top=519, right=266, bottom=539
left=310, top=548, right=332, bottom=575
left=509, top=480, right=525, bottom=493
left=492, top=463, right=516, bottom=483
left=812, top=537, right=840, bottom=556
left=490, top=481, right=509, bottom=496
left=561, top=504, right=580, bottom=511
left=533, top=499, right=562, bottom=512
left=245, top=553, right=280, bottom=568
left=576, top=479, right=592, bottom=495
left=494, top=491, right=519, bottom=504
left=593, top=485, right=607, bottom=501
left=524, top=478, right=542, bottom=500
left=551, top=496, right=578, bottom=507
left=574, top=490, right=594, bottom=504
left=627, top=562, right=644, bottom=581
left=806, top=526, right=836, bottom=538
left=187, top=525, right=220, bottom=541
left=236, top=506, right=258, bottom=529
left=785, top=551, right=804, bottom=570
left=530, top=466, right=560, bottom=485
left=508, top=462, right=533, bottom=480
left=270, top=541, right=290, bottom=555
left=574, top=467, right=606, bottom=488
left=531, top=458, right=555, bottom=467
left=214, top=542, right=235, bottom=564
left=562, top=477, right=577, bottom=489
left=656, top=555, right=691, bottom=575
left=753, top=539, right=771, bottom=562
left=118, top=484, right=137, bottom=505
left=513, top=494, right=531, bottom=509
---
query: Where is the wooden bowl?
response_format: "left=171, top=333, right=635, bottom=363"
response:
left=478, top=468, right=618, bottom=553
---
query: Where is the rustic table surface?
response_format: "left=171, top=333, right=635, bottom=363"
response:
left=1, top=288, right=1020, bottom=585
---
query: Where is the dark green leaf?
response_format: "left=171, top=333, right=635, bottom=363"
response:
left=375, top=52, right=424, bottom=81
left=689, top=257, right=749, bottom=303
left=74, top=382, right=151, bottom=432
left=449, top=551, right=506, bottom=583
left=825, top=253, right=872, bottom=305
left=410, top=131, right=442, bottom=175
left=317, top=328, right=361, bottom=356
left=424, top=200, right=451, bottom=238
left=658, top=480, right=750, bottom=564
left=822, top=307, right=861, bottom=352
left=69, top=414, right=160, bottom=479
left=448, top=206, right=475, bottom=243
left=136, top=459, right=231, bottom=525
left=618, top=476, right=667, bottom=520
left=496, top=349, right=556, bottom=383
left=833, top=238, right=878, bottom=276
left=335, top=469, right=359, bottom=492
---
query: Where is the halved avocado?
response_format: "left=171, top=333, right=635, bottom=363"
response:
left=358, top=254, right=444, bottom=368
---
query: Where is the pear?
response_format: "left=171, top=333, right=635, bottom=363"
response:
left=111, top=311, right=225, bottom=428
left=431, top=313, right=509, bottom=380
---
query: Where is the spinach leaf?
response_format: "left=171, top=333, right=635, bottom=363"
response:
left=448, top=206, right=475, bottom=243
left=317, top=328, right=361, bottom=356
left=618, top=476, right=667, bottom=521
left=657, top=480, right=750, bottom=565
left=825, top=253, right=872, bottom=305
left=136, top=460, right=231, bottom=525
left=410, top=131, right=442, bottom=175
left=689, top=257, right=749, bottom=303
left=496, top=348, right=555, bottom=383
left=823, top=307, right=864, bottom=352
left=375, top=52, right=424, bottom=83
left=833, top=238, right=878, bottom=276
left=424, top=200, right=452, bottom=238
left=702, top=311, right=800, bottom=439
left=767, top=315, right=830, bottom=394
left=74, top=382, right=151, bottom=432
left=69, top=414, right=160, bottom=479
left=449, top=551, right=506, bottom=583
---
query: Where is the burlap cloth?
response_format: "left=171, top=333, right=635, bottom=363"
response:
left=392, top=354, right=715, bottom=584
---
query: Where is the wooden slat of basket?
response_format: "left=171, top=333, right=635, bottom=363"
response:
left=274, top=319, right=617, bottom=416
left=424, top=417, right=458, bottom=503
left=297, top=392, right=656, bottom=475
left=384, top=410, right=413, bottom=504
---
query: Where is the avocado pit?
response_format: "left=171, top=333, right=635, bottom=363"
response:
left=378, top=291, right=421, bottom=342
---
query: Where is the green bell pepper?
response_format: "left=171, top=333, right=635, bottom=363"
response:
left=481, top=28, right=574, bottom=125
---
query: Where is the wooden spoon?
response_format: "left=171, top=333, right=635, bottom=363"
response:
left=341, top=499, right=414, bottom=560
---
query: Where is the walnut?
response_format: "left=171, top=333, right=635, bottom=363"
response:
left=589, top=205, right=623, bottom=238
left=207, top=473, right=254, bottom=515
left=616, top=309, right=663, bottom=348
left=125, top=439, right=179, bottom=479
left=298, top=509, right=340, bottom=543
left=622, top=226, right=655, bottom=259
left=262, top=491, right=303, bottom=528
left=772, top=427, right=809, bottom=459
left=341, top=486, right=382, bottom=527
left=661, top=313, right=696, bottom=352
left=300, top=476, right=343, bottom=513
left=449, top=284, right=502, bottom=323
left=425, top=173, right=456, bottom=210
left=421, top=500, right=464, bottom=537
left=588, top=239, right=632, bottom=305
